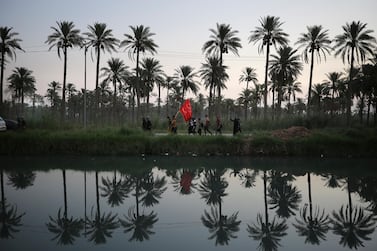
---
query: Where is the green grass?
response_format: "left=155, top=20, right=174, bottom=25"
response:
left=1, top=127, right=376, bottom=157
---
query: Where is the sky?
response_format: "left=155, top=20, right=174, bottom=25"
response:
left=1, top=0, right=377, bottom=104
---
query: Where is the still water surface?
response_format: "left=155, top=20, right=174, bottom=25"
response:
left=1, top=156, right=377, bottom=251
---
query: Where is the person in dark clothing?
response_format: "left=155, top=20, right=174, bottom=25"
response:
left=171, top=115, right=177, bottom=134
left=197, top=118, right=203, bottom=136
left=215, top=115, right=222, bottom=135
left=167, top=116, right=172, bottom=133
left=204, top=114, right=212, bottom=135
left=231, top=118, right=241, bottom=135
left=146, top=117, right=152, bottom=131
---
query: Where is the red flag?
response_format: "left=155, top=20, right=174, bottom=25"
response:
left=179, top=99, right=192, bottom=122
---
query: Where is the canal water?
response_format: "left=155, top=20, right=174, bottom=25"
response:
left=1, top=156, right=376, bottom=250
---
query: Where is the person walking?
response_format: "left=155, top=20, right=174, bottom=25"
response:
left=204, top=114, right=212, bottom=135
left=215, top=115, right=222, bottom=135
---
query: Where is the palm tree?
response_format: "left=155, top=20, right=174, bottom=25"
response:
left=140, top=57, right=164, bottom=115
left=326, top=72, right=343, bottom=115
left=46, top=21, right=82, bottom=121
left=249, top=16, right=289, bottom=118
left=174, top=65, right=199, bottom=101
left=293, top=172, right=330, bottom=245
left=163, top=75, right=174, bottom=116
left=199, top=56, right=229, bottom=116
left=0, top=26, right=23, bottom=105
left=296, top=25, right=332, bottom=114
left=202, top=23, right=242, bottom=98
left=247, top=171, right=288, bottom=251
left=238, top=88, right=252, bottom=120
left=101, top=57, right=129, bottom=117
left=284, top=80, right=302, bottom=113
left=269, top=46, right=303, bottom=115
left=85, top=22, right=119, bottom=110
left=7, top=67, right=36, bottom=114
left=250, top=83, right=264, bottom=118
left=45, top=81, right=61, bottom=111
left=120, top=25, right=158, bottom=119
left=334, top=21, right=377, bottom=124
left=311, top=82, right=330, bottom=113
left=239, top=67, right=258, bottom=90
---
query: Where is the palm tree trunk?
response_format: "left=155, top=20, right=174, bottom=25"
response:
left=1, top=170, right=5, bottom=214
left=95, top=171, right=100, bottom=217
left=263, top=44, right=270, bottom=119
left=0, top=50, right=5, bottom=105
left=307, top=50, right=315, bottom=115
left=347, top=47, right=355, bottom=125
left=158, top=83, right=161, bottom=117
left=95, top=47, right=101, bottom=111
left=272, top=86, right=275, bottom=120
left=136, top=50, right=141, bottom=121
left=61, top=47, right=67, bottom=122
left=113, top=79, right=117, bottom=123
left=166, top=85, right=169, bottom=116
left=136, top=179, right=140, bottom=218
left=367, top=94, right=371, bottom=125
left=359, top=95, right=364, bottom=124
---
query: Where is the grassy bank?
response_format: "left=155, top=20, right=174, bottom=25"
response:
left=0, top=127, right=376, bottom=157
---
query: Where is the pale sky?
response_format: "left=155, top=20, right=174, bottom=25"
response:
left=1, top=0, right=377, bottom=104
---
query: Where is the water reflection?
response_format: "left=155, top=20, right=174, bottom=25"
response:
left=1, top=157, right=377, bottom=251
left=0, top=169, right=25, bottom=239
left=199, top=169, right=241, bottom=245
left=46, top=169, right=84, bottom=245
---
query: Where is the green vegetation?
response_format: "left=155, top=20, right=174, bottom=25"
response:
left=1, top=127, right=376, bottom=157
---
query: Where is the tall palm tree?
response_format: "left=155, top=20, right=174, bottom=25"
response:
left=7, top=67, right=36, bottom=114
left=269, top=46, right=303, bottom=114
left=296, top=25, right=332, bottom=113
left=333, top=21, right=377, bottom=124
left=0, top=26, right=23, bottom=105
left=46, top=21, right=82, bottom=121
left=325, top=72, right=343, bottom=115
left=249, top=16, right=289, bottom=118
left=101, top=57, right=129, bottom=116
left=199, top=56, right=229, bottom=116
left=174, top=65, right=199, bottom=101
left=120, top=25, right=158, bottom=119
left=85, top=22, right=119, bottom=110
left=140, top=57, right=164, bottom=115
left=202, top=23, right=242, bottom=98
left=239, top=67, right=258, bottom=90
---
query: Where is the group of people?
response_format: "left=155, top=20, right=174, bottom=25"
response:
left=166, top=115, right=241, bottom=136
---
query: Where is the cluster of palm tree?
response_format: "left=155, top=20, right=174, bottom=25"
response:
left=1, top=17, right=377, bottom=125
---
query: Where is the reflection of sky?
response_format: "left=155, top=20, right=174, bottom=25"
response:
left=1, top=162, right=377, bottom=251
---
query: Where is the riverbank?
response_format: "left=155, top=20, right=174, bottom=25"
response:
left=0, top=127, right=376, bottom=157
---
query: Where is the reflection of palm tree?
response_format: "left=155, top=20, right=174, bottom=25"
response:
left=46, top=170, right=83, bottom=245
left=268, top=171, right=301, bottom=218
left=100, top=170, right=131, bottom=207
left=199, top=169, right=240, bottom=245
left=248, top=171, right=288, bottom=251
left=1, top=169, right=25, bottom=239
left=331, top=177, right=376, bottom=249
left=119, top=171, right=163, bottom=242
left=7, top=171, right=36, bottom=189
left=140, top=174, right=167, bottom=207
left=86, top=171, right=119, bottom=244
left=321, top=174, right=343, bottom=189
left=293, top=172, right=330, bottom=245
left=201, top=206, right=241, bottom=246
left=120, top=207, right=158, bottom=242
left=240, top=169, right=258, bottom=188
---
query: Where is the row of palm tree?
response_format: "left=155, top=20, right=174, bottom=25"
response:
left=1, top=17, right=376, bottom=124
left=2, top=167, right=376, bottom=249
